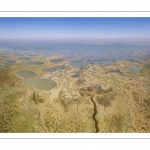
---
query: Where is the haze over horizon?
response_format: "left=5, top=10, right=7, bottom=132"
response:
left=0, top=18, right=150, bottom=43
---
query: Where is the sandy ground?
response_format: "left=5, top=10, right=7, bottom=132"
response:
left=0, top=52, right=150, bottom=132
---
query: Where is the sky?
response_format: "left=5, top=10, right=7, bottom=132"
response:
left=0, top=18, right=150, bottom=43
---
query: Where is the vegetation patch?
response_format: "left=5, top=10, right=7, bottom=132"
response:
left=79, top=85, right=113, bottom=97
left=104, top=114, right=125, bottom=132
left=29, top=91, right=45, bottom=105
left=96, top=93, right=117, bottom=107
left=0, top=69, right=18, bottom=85
left=0, top=91, right=42, bottom=132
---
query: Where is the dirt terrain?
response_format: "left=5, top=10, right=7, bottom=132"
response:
left=0, top=52, right=150, bottom=133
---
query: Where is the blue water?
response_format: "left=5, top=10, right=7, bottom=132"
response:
left=50, top=58, right=64, bottom=63
left=25, top=79, right=57, bottom=90
left=46, top=65, right=67, bottom=72
left=0, top=64, right=3, bottom=69
left=126, top=65, right=143, bottom=73
left=70, top=60, right=85, bottom=67
left=5, top=60, right=16, bottom=63
left=96, top=60, right=113, bottom=65
left=27, top=61, right=44, bottom=65
left=1, top=43, right=150, bottom=62
left=16, top=70, right=37, bottom=78
left=18, top=57, right=30, bottom=60
left=3, top=56, right=9, bottom=58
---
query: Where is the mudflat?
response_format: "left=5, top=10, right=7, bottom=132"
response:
left=0, top=44, right=150, bottom=133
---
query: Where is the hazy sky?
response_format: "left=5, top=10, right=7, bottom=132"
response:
left=0, top=18, right=150, bottom=42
